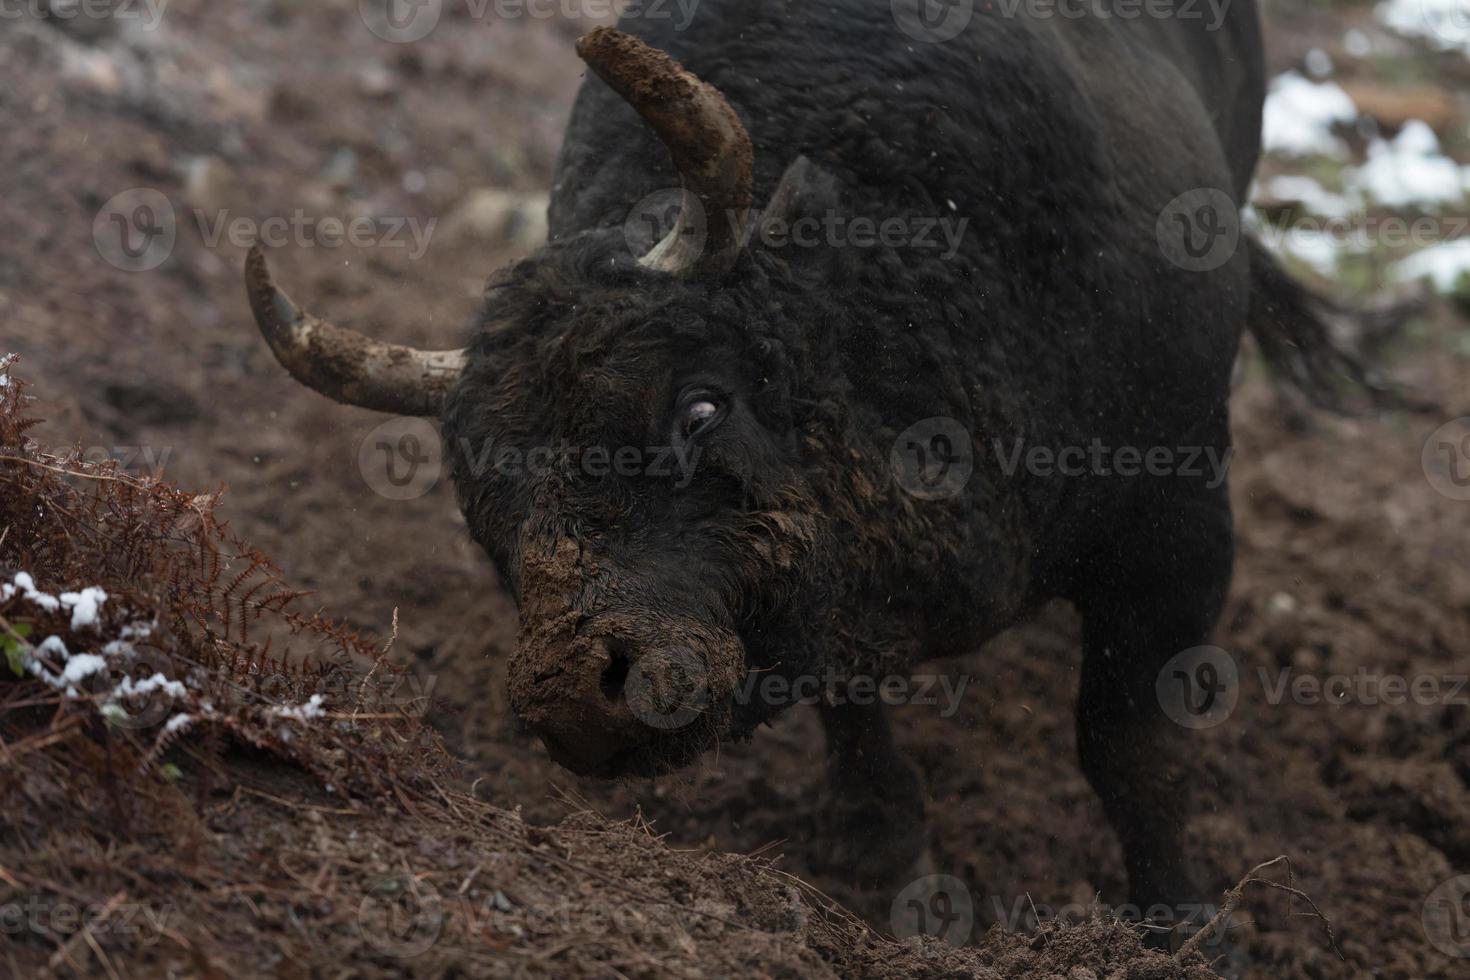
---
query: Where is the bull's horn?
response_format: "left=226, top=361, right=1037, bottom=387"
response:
left=576, top=27, right=753, bottom=278
left=245, top=245, right=466, bottom=417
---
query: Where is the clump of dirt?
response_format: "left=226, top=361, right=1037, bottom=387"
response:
left=0, top=361, right=1219, bottom=977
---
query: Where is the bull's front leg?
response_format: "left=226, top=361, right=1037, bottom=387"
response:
left=812, top=699, right=930, bottom=888
left=1072, top=480, right=1236, bottom=952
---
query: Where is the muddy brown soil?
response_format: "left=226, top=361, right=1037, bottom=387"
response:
left=4, top=2, right=1469, bottom=977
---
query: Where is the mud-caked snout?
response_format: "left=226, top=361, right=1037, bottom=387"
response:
left=508, top=622, right=744, bottom=778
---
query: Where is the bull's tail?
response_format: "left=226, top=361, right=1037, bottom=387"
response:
left=1245, top=235, right=1429, bottom=413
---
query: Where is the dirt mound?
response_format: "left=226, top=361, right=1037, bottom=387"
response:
left=0, top=362, right=1218, bottom=977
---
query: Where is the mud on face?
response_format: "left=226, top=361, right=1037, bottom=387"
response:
left=443, top=244, right=827, bottom=777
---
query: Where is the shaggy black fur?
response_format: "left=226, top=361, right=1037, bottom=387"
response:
left=441, top=0, right=1334, bottom=942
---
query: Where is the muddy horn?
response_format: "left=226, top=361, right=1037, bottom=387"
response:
left=244, top=245, right=466, bottom=417
left=576, top=27, right=754, bottom=278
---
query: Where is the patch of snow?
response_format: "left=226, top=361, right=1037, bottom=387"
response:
left=1344, top=29, right=1373, bottom=58
left=1391, top=238, right=1470, bottom=291
left=272, top=693, right=326, bottom=722
left=113, top=672, right=188, bottom=700
left=103, top=622, right=155, bottom=660
left=1378, top=0, right=1470, bottom=56
left=3, top=572, right=61, bottom=612
left=60, top=586, right=108, bottom=631
left=4, top=574, right=113, bottom=630
left=61, top=654, right=108, bottom=685
left=26, top=636, right=108, bottom=694
left=1284, top=234, right=1350, bottom=277
left=1263, top=175, right=1359, bottom=218
left=1352, top=120, right=1470, bottom=209
left=1262, top=72, right=1358, bottom=158
left=1245, top=206, right=1362, bottom=280
left=34, top=635, right=69, bottom=661
left=164, top=713, right=194, bottom=734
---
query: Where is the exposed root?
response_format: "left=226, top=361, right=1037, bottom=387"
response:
left=1177, top=855, right=1343, bottom=962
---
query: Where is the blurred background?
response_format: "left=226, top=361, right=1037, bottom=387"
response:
left=3, top=1, right=1469, bottom=977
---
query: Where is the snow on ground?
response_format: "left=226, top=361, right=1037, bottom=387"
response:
left=1378, top=0, right=1470, bottom=56
left=1391, top=238, right=1470, bottom=290
left=1305, top=47, right=1335, bottom=78
left=272, top=693, right=326, bottom=723
left=1355, top=120, right=1470, bottom=209
left=59, top=653, right=108, bottom=686
left=1253, top=65, right=1470, bottom=287
left=3, top=566, right=323, bottom=731
left=4, top=571, right=61, bottom=612
left=1245, top=204, right=1365, bottom=278
left=4, top=573, right=109, bottom=632
left=1262, top=71, right=1358, bottom=157
left=111, top=672, right=189, bottom=700
left=1263, top=175, right=1359, bottom=218
left=26, top=635, right=108, bottom=695
left=60, top=586, right=108, bottom=631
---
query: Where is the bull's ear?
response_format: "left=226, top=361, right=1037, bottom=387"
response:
left=758, top=156, right=841, bottom=230
left=753, top=156, right=851, bottom=278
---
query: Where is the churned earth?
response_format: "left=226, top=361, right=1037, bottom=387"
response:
left=2, top=0, right=1469, bottom=977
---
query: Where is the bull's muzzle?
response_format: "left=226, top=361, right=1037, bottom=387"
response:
left=509, top=626, right=742, bottom=778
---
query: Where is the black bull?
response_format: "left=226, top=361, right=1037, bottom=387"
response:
left=245, top=0, right=1376, bottom=944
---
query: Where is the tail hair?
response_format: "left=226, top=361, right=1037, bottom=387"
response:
left=1245, top=236, right=1431, bottom=414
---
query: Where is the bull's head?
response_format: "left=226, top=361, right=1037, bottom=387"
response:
left=247, top=28, right=859, bottom=777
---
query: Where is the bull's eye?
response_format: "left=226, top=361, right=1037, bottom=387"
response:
left=680, top=399, right=721, bottom=439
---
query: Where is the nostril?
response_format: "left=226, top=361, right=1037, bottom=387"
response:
left=599, top=643, right=633, bottom=704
